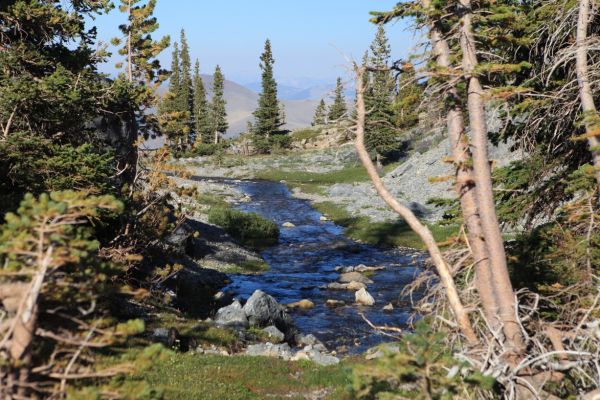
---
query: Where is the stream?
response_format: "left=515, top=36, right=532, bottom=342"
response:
left=210, top=178, right=425, bottom=353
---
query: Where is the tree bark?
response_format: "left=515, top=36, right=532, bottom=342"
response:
left=127, top=0, right=133, bottom=83
left=354, top=65, right=478, bottom=345
left=576, top=0, right=600, bottom=190
left=426, top=13, right=500, bottom=330
left=457, top=0, right=525, bottom=355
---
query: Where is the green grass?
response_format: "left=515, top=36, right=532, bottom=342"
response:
left=78, top=347, right=355, bottom=400
left=314, top=201, right=458, bottom=250
left=254, top=162, right=401, bottom=195
left=290, top=127, right=322, bottom=142
left=208, top=207, right=280, bottom=250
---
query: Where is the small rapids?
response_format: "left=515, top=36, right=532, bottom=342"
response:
left=206, top=178, right=425, bottom=352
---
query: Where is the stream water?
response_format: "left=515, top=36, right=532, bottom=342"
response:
left=211, top=178, right=425, bottom=353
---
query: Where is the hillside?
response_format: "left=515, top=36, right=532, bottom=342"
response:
left=200, top=75, right=320, bottom=136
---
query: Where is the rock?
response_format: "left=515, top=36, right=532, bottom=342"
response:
left=347, top=281, right=367, bottom=291
left=365, top=343, right=401, bottom=360
left=324, top=282, right=366, bottom=291
left=151, top=327, right=179, bottom=348
left=383, top=303, right=394, bottom=311
left=326, top=299, right=345, bottom=308
left=164, top=265, right=229, bottom=317
left=282, top=222, right=296, bottom=228
left=355, top=288, right=375, bottom=306
left=262, top=326, right=285, bottom=343
left=246, top=342, right=293, bottom=360
left=243, top=290, right=293, bottom=333
left=293, top=348, right=340, bottom=366
left=296, top=333, right=323, bottom=348
left=319, top=216, right=328, bottom=221
left=286, top=299, right=315, bottom=310
left=338, top=272, right=373, bottom=284
left=354, top=264, right=385, bottom=273
left=214, top=300, right=249, bottom=328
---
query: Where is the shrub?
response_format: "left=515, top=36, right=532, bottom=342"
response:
left=270, top=134, right=292, bottom=151
left=208, top=207, right=279, bottom=249
left=352, top=319, right=496, bottom=399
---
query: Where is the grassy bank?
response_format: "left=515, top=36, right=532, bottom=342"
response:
left=314, top=201, right=458, bottom=250
left=78, top=345, right=355, bottom=400
left=254, top=162, right=401, bottom=195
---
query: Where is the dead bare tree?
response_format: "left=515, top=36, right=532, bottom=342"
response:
left=354, top=64, right=478, bottom=345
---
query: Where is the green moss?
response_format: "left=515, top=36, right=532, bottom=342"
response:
left=314, top=201, right=458, bottom=250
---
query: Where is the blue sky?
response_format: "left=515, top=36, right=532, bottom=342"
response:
left=93, top=0, right=416, bottom=86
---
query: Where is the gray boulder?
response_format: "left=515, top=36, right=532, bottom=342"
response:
left=262, top=326, right=285, bottom=343
left=246, top=342, right=293, bottom=360
left=338, top=272, right=373, bottom=284
left=292, top=348, right=340, bottom=366
left=243, top=290, right=293, bottom=333
left=215, top=300, right=249, bottom=328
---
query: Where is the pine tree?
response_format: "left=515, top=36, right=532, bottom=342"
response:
left=393, top=62, right=422, bottom=130
left=253, top=39, right=282, bottom=140
left=193, top=60, right=211, bottom=145
left=328, top=77, right=347, bottom=121
left=211, top=65, right=228, bottom=144
left=113, top=0, right=170, bottom=85
left=179, top=29, right=194, bottom=141
left=312, top=99, right=327, bottom=126
left=158, top=42, right=190, bottom=152
left=365, top=25, right=398, bottom=160
left=112, top=0, right=169, bottom=180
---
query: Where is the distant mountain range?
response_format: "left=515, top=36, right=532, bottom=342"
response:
left=200, top=74, right=322, bottom=137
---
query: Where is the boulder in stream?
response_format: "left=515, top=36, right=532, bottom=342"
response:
left=243, top=290, right=293, bottom=333
left=282, top=222, right=296, bottom=228
left=286, top=299, right=315, bottom=310
left=355, top=288, right=375, bottom=306
left=338, top=271, right=373, bottom=284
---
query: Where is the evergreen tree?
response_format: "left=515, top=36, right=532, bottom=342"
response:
left=179, top=29, right=194, bottom=140
left=193, top=60, right=211, bottom=145
left=211, top=65, right=228, bottom=144
left=393, top=62, right=422, bottom=130
left=158, top=42, right=190, bottom=152
left=328, top=77, right=347, bottom=121
left=112, top=0, right=169, bottom=180
left=365, top=25, right=398, bottom=160
left=253, top=39, right=282, bottom=140
left=312, top=99, right=327, bottom=126
left=113, top=0, right=170, bottom=86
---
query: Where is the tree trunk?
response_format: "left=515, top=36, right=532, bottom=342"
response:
left=576, top=0, right=600, bottom=190
left=354, top=65, right=478, bottom=345
left=458, top=0, right=525, bottom=355
left=426, top=13, right=500, bottom=329
left=127, top=0, right=133, bottom=83
left=214, top=130, right=219, bottom=144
